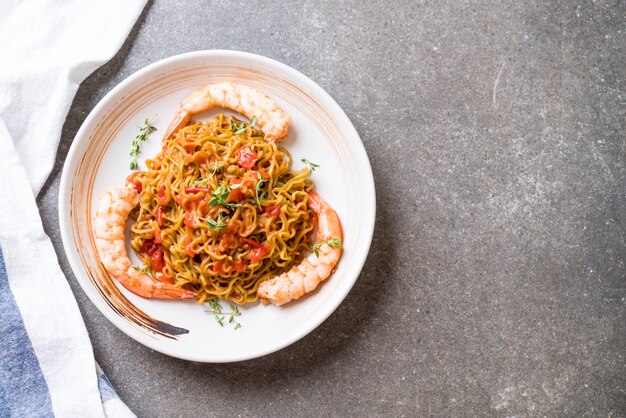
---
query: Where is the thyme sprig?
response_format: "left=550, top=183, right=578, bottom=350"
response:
left=313, top=238, right=342, bottom=257
left=206, top=298, right=242, bottom=329
left=254, top=172, right=267, bottom=209
left=208, top=183, right=241, bottom=210
left=129, top=115, right=158, bottom=170
left=199, top=213, right=228, bottom=230
left=193, top=163, right=225, bottom=187
left=230, top=116, right=257, bottom=134
left=301, top=158, right=320, bottom=171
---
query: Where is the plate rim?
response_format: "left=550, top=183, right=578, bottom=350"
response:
left=58, top=49, right=376, bottom=362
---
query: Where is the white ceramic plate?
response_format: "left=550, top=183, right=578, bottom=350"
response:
left=59, top=50, right=375, bottom=362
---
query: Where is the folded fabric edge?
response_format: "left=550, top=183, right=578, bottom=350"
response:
left=0, top=119, right=105, bottom=417
left=96, top=363, right=136, bottom=418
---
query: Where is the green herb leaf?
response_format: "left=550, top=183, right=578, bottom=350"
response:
left=208, top=183, right=240, bottom=210
left=300, top=158, right=320, bottom=171
left=208, top=298, right=222, bottom=311
left=129, top=115, right=158, bottom=170
left=200, top=213, right=228, bottom=230
left=205, top=298, right=242, bottom=330
left=231, top=120, right=245, bottom=134
left=230, top=117, right=257, bottom=135
left=313, top=238, right=342, bottom=257
left=254, top=172, right=267, bottom=209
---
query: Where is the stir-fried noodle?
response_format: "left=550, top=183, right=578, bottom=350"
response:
left=129, top=115, right=315, bottom=304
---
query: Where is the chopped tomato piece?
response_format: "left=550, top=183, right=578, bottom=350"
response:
left=233, top=261, right=248, bottom=272
left=250, top=245, right=270, bottom=263
left=184, top=236, right=194, bottom=257
left=228, top=179, right=246, bottom=202
left=229, top=187, right=245, bottom=202
left=144, top=240, right=165, bottom=272
left=264, top=206, right=281, bottom=217
left=243, top=238, right=262, bottom=248
left=185, top=187, right=209, bottom=194
left=237, top=147, right=259, bottom=169
left=184, top=211, right=195, bottom=228
left=219, top=233, right=239, bottom=253
left=157, top=186, right=167, bottom=205
left=156, top=207, right=164, bottom=226
left=213, top=260, right=225, bottom=275
left=154, top=227, right=162, bottom=244
left=153, top=254, right=164, bottom=272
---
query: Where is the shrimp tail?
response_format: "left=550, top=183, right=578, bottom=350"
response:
left=258, top=190, right=342, bottom=306
left=163, top=108, right=192, bottom=142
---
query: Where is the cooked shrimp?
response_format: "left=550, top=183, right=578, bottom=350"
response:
left=93, top=184, right=196, bottom=299
left=163, top=82, right=290, bottom=142
left=258, top=191, right=342, bottom=306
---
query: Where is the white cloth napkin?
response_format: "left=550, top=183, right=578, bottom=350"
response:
left=0, top=1, right=146, bottom=416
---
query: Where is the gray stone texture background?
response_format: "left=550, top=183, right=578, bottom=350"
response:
left=38, top=0, right=624, bottom=416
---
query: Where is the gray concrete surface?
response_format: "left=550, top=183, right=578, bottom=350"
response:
left=38, top=0, right=625, bottom=416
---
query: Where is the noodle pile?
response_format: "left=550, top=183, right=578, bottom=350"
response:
left=129, top=115, right=315, bottom=304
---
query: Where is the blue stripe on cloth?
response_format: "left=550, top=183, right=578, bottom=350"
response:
left=0, top=247, right=54, bottom=418
left=97, top=372, right=118, bottom=403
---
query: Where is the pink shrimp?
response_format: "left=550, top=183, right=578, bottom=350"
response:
left=163, top=82, right=290, bottom=142
left=258, top=191, right=342, bottom=306
left=93, top=184, right=196, bottom=299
